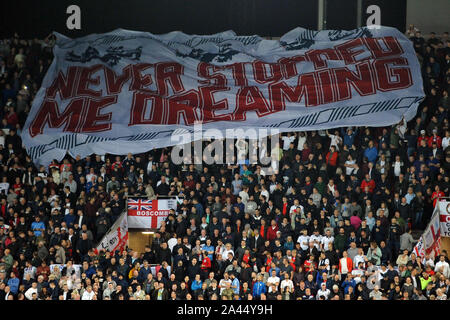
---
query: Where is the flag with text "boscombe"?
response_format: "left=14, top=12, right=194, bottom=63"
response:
left=22, top=26, right=424, bottom=166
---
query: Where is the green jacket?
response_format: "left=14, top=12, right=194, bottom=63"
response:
left=367, top=247, right=382, bottom=265
left=334, top=234, right=346, bottom=252
left=2, top=254, right=13, bottom=271
left=314, top=182, right=325, bottom=195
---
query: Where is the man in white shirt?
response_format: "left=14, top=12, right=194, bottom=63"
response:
left=321, top=230, right=334, bottom=251
left=297, top=230, right=309, bottom=251
left=281, top=133, right=295, bottom=150
left=280, top=273, right=294, bottom=292
left=82, top=285, right=95, bottom=300
left=0, top=177, right=9, bottom=195
left=327, top=130, right=343, bottom=151
left=239, top=186, right=249, bottom=205
left=434, top=255, right=450, bottom=278
left=222, top=243, right=234, bottom=261
left=297, top=133, right=307, bottom=151
left=25, top=282, right=38, bottom=300
left=423, top=253, right=435, bottom=269
left=267, top=270, right=280, bottom=293
left=353, top=248, right=367, bottom=269
left=442, top=130, right=450, bottom=150
left=316, top=283, right=331, bottom=300
left=219, top=273, right=232, bottom=295
left=309, top=230, right=322, bottom=250
left=290, top=199, right=304, bottom=216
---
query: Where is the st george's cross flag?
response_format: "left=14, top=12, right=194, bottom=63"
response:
left=127, top=198, right=178, bottom=229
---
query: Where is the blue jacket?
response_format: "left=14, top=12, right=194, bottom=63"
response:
left=341, top=279, right=356, bottom=294
left=364, top=147, right=378, bottom=163
left=31, top=221, right=45, bottom=237
left=138, top=266, right=152, bottom=283
left=83, top=266, right=96, bottom=279
left=252, top=281, right=266, bottom=298
left=63, top=214, right=76, bottom=228
left=341, top=128, right=358, bottom=148
left=191, top=280, right=202, bottom=291
left=232, top=278, right=240, bottom=294
left=8, top=277, right=20, bottom=294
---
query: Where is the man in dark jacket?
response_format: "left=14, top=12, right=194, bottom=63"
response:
left=157, top=242, right=172, bottom=265
left=76, top=232, right=93, bottom=262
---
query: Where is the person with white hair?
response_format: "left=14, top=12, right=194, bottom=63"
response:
left=435, top=288, right=447, bottom=300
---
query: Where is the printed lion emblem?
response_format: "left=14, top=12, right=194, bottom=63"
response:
left=176, top=43, right=239, bottom=63
left=65, top=46, right=142, bottom=66
left=328, top=28, right=374, bottom=41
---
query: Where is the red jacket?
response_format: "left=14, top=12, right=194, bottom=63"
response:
left=417, top=135, right=428, bottom=147
left=360, top=179, right=376, bottom=193
left=427, top=135, right=442, bottom=148
left=303, top=259, right=315, bottom=272
left=201, top=257, right=211, bottom=270
left=266, top=225, right=279, bottom=241
left=432, top=191, right=445, bottom=207
left=326, top=151, right=338, bottom=166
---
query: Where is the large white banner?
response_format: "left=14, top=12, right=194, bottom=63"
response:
left=95, top=210, right=128, bottom=254
left=439, top=201, right=450, bottom=237
left=127, top=198, right=177, bottom=229
left=22, top=26, right=424, bottom=166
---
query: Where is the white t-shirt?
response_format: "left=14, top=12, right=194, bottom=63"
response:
left=267, top=276, right=280, bottom=292
left=328, top=134, right=342, bottom=151
left=345, top=160, right=356, bottom=175
left=297, top=235, right=309, bottom=251
left=222, top=249, right=234, bottom=261
left=219, top=279, right=232, bottom=294
left=290, top=204, right=304, bottom=215
left=394, top=161, right=402, bottom=176
left=82, top=290, right=95, bottom=300
left=442, top=137, right=450, bottom=150
left=282, top=136, right=295, bottom=150
left=297, top=136, right=307, bottom=151
left=0, top=182, right=9, bottom=195
left=353, top=255, right=366, bottom=268
left=310, top=234, right=322, bottom=250
left=321, top=236, right=334, bottom=250
left=281, top=279, right=294, bottom=291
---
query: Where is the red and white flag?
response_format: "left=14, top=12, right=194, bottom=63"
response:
left=95, top=210, right=128, bottom=254
left=127, top=198, right=177, bottom=229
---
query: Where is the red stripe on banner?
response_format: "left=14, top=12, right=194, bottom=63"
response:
left=153, top=200, right=158, bottom=210
left=151, top=216, right=157, bottom=229
left=440, top=214, right=450, bottom=223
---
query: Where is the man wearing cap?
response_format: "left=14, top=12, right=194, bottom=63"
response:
left=417, top=129, right=428, bottom=147
left=316, top=282, right=331, bottom=300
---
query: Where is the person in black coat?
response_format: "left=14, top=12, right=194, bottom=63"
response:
left=157, top=242, right=172, bottom=265
left=76, top=232, right=93, bottom=262
left=186, top=257, right=201, bottom=280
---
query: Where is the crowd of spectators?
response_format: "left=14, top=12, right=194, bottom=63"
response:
left=0, top=27, right=448, bottom=301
